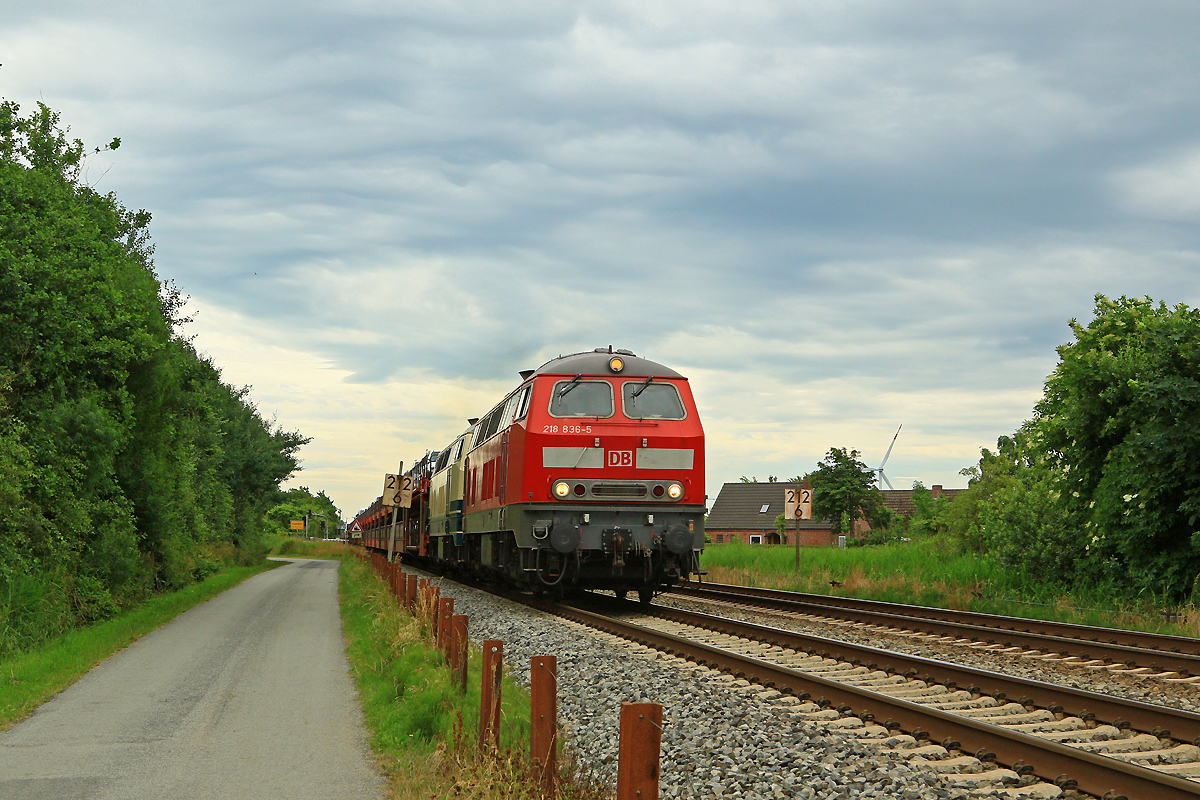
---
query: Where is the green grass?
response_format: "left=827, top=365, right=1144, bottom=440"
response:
left=0, top=562, right=280, bottom=730
left=267, top=535, right=350, bottom=559
left=337, top=552, right=604, bottom=800
left=700, top=537, right=1200, bottom=637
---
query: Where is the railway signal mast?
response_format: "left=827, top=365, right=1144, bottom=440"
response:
left=873, top=425, right=902, bottom=490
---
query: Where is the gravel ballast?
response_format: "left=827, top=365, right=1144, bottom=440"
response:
left=417, top=572, right=1034, bottom=800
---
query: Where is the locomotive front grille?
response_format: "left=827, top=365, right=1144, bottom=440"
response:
left=589, top=483, right=648, bottom=498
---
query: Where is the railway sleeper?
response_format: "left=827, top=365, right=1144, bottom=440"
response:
left=1072, top=732, right=1164, bottom=753
left=926, top=696, right=1002, bottom=712
left=981, top=708, right=1056, bottom=725
left=843, top=724, right=893, bottom=739
left=955, top=701, right=1038, bottom=719
left=1106, top=742, right=1200, bottom=765
left=1156, top=761, right=1200, bottom=776
left=999, top=717, right=1089, bottom=734
left=909, top=755, right=989, bottom=773
left=1040, top=723, right=1121, bottom=743
left=939, top=767, right=1021, bottom=787
left=990, top=782, right=1064, bottom=799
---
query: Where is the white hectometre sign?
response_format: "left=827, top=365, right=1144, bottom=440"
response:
left=784, top=486, right=813, bottom=520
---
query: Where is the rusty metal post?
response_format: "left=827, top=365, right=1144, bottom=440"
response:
left=439, top=597, right=454, bottom=656
left=453, top=615, right=468, bottom=691
left=406, top=574, right=417, bottom=611
left=479, top=640, right=503, bottom=751
left=616, top=702, right=663, bottom=800
left=530, top=656, right=558, bottom=796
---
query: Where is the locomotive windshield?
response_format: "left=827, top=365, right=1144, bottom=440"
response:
left=549, top=380, right=613, bottom=418
left=622, top=382, right=686, bottom=419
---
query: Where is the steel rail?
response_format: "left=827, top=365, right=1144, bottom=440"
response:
left=631, top=600, right=1200, bottom=745
left=671, top=582, right=1200, bottom=674
left=533, top=598, right=1200, bottom=800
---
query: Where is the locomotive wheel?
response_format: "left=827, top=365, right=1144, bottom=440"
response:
left=638, top=587, right=653, bottom=606
left=615, top=589, right=628, bottom=601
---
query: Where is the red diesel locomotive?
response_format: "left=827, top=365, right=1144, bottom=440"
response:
left=352, top=348, right=705, bottom=603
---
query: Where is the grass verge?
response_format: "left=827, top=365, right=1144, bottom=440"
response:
left=0, top=561, right=280, bottom=731
left=700, top=537, right=1200, bottom=637
left=337, top=553, right=604, bottom=800
left=268, top=535, right=351, bottom=559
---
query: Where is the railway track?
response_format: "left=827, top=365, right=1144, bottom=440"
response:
left=669, top=582, right=1200, bottom=679
left=518, top=593, right=1200, bottom=800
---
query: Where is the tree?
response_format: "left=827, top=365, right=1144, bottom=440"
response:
left=0, top=98, right=312, bottom=653
left=267, top=486, right=344, bottom=537
left=806, top=448, right=888, bottom=537
left=947, top=295, right=1200, bottom=600
left=1035, top=295, right=1200, bottom=598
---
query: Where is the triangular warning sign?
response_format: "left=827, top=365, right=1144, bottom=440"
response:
left=349, top=520, right=362, bottom=533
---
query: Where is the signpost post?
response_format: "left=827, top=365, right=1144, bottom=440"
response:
left=784, top=478, right=813, bottom=571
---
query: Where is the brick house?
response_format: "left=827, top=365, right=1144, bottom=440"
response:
left=707, top=482, right=963, bottom=545
left=705, top=482, right=836, bottom=546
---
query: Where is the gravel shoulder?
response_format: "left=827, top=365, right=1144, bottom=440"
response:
left=0, top=558, right=384, bottom=800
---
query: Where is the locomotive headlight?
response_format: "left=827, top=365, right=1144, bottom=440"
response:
left=608, top=356, right=624, bottom=372
left=553, top=480, right=571, bottom=499
left=667, top=482, right=684, bottom=500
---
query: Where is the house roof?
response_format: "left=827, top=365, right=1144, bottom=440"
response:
left=879, top=488, right=966, bottom=518
left=706, top=482, right=832, bottom=531
left=707, top=482, right=967, bottom=531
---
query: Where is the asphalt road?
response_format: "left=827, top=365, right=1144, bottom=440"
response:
left=0, top=559, right=385, bottom=800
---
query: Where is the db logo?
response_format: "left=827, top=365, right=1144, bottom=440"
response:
left=607, top=450, right=634, bottom=467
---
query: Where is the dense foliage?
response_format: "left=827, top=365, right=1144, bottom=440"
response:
left=1, top=100, right=309, bottom=656
left=266, top=486, right=344, bottom=538
left=805, top=447, right=889, bottom=537
left=950, top=296, right=1200, bottom=601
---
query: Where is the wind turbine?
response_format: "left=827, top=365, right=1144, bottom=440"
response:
left=873, top=425, right=902, bottom=490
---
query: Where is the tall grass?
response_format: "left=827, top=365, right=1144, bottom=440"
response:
left=337, top=553, right=605, bottom=800
left=268, top=536, right=349, bottom=559
left=700, top=537, right=1200, bottom=637
left=0, top=562, right=280, bottom=730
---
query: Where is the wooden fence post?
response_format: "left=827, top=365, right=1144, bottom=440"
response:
left=406, top=574, right=417, bottom=611
left=479, top=640, right=503, bottom=751
left=616, top=702, right=663, bottom=800
left=438, top=597, right=454, bottom=656
left=453, top=615, right=468, bottom=691
left=530, top=656, right=558, bottom=796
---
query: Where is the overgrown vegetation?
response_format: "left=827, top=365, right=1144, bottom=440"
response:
left=266, top=486, right=344, bottom=538
left=806, top=447, right=890, bottom=536
left=942, top=296, right=1200, bottom=603
left=699, top=538, right=1199, bottom=636
left=769, top=296, right=1199, bottom=607
left=336, top=551, right=605, bottom=800
left=0, top=99, right=309, bottom=657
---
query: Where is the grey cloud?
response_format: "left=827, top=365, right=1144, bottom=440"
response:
left=6, top=2, right=1200, bottom=505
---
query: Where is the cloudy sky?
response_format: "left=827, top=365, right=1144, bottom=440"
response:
left=6, top=2, right=1199, bottom=519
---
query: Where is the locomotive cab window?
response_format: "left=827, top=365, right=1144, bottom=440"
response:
left=621, top=381, right=686, bottom=419
left=548, top=380, right=613, bottom=418
left=514, top=385, right=532, bottom=421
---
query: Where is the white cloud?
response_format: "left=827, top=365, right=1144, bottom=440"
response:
left=1114, top=147, right=1200, bottom=222
left=5, top=1, right=1200, bottom=516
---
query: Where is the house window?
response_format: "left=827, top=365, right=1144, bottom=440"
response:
left=749, top=535, right=763, bottom=545
left=759, top=504, right=770, bottom=513
left=714, top=534, right=723, bottom=543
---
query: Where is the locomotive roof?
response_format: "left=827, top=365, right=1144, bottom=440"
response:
left=532, top=349, right=684, bottom=379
